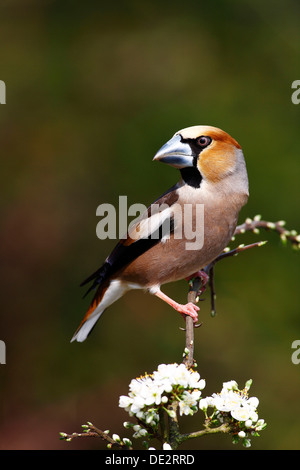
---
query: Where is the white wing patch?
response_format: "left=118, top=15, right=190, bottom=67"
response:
left=128, top=205, right=173, bottom=241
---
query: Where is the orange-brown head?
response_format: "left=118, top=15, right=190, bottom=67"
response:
left=153, top=125, right=248, bottom=190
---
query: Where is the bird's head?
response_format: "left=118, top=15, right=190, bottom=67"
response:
left=153, top=125, right=247, bottom=189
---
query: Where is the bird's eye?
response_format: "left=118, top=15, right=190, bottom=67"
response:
left=197, top=136, right=212, bottom=148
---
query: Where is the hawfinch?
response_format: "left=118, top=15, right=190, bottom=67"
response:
left=71, top=125, right=249, bottom=342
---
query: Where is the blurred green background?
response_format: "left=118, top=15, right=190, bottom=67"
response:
left=0, top=0, right=300, bottom=450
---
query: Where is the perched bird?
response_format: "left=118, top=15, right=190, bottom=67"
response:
left=71, top=125, right=249, bottom=342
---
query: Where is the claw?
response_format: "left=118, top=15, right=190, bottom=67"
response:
left=179, top=321, right=202, bottom=331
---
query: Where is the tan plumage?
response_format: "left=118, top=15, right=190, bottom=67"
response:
left=71, top=125, right=249, bottom=342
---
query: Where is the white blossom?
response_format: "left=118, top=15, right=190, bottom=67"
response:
left=222, top=380, right=238, bottom=391
left=199, top=398, right=209, bottom=410
left=211, top=389, right=245, bottom=412
left=201, top=381, right=260, bottom=424
left=163, top=443, right=172, bottom=450
left=119, top=363, right=206, bottom=425
left=247, top=397, right=259, bottom=409
left=179, top=390, right=201, bottom=416
left=119, top=395, right=133, bottom=410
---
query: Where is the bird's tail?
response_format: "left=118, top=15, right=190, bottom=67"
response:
left=80, top=261, right=111, bottom=298
left=71, top=278, right=127, bottom=343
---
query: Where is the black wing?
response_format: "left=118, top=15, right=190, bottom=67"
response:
left=81, top=185, right=179, bottom=296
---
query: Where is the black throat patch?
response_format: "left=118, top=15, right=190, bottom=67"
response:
left=180, top=166, right=202, bottom=188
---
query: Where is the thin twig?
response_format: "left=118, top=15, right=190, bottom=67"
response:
left=207, top=241, right=267, bottom=270
left=59, top=422, right=131, bottom=449
left=207, top=265, right=216, bottom=316
left=203, top=241, right=268, bottom=316
left=234, top=216, right=300, bottom=249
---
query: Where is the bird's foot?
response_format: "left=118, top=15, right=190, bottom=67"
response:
left=176, top=302, right=200, bottom=323
left=185, top=270, right=209, bottom=295
left=153, top=289, right=200, bottom=323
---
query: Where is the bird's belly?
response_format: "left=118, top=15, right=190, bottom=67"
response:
left=118, top=219, right=235, bottom=288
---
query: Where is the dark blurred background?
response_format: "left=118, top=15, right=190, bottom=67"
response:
left=0, top=0, right=299, bottom=450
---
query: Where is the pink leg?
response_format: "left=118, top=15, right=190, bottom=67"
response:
left=154, top=289, right=199, bottom=323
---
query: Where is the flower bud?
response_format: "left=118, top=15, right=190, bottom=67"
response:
left=123, top=438, right=132, bottom=446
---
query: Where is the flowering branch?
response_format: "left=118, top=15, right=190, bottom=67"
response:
left=117, top=368, right=266, bottom=450
left=60, top=365, right=266, bottom=450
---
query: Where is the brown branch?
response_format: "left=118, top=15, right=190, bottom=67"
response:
left=182, top=277, right=203, bottom=369
left=167, top=400, right=181, bottom=450
left=180, top=422, right=231, bottom=443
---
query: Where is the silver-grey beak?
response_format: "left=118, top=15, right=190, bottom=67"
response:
left=153, top=134, right=194, bottom=169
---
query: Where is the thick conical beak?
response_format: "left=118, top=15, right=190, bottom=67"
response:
left=153, top=134, right=194, bottom=169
